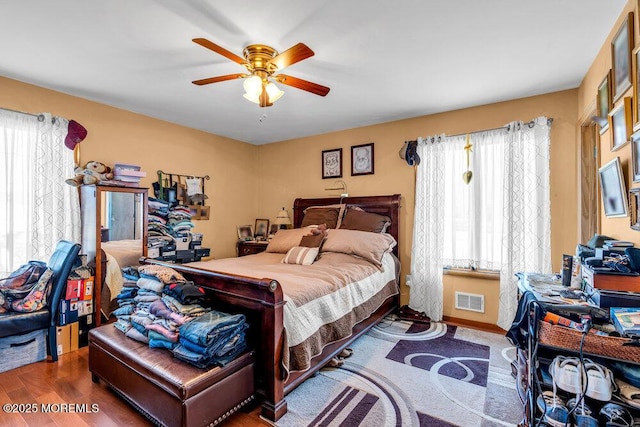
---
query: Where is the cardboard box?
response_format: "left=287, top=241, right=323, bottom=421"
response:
left=82, top=276, right=94, bottom=301
left=56, top=322, right=78, bottom=355
left=58, top=299, right=79, bottom=325
left=77, top=300, right=94, bottom=316
left=78, top=315, right=94, bottom=348
left=65, top=279, right=83, bottom=300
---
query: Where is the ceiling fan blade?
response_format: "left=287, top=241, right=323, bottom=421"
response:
left=192, top=73, right=246, bottom=85
left=268, top=43, right=314, bottom=70
left=192, top=38, right=245, bottom=65
left=274, top=74, right=330, bottom=96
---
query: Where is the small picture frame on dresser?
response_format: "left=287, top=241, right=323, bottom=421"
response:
left=237, top=225, right=254, bottom=241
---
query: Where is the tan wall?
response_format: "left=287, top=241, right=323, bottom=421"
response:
left=578, top=0, right=640, bottom=246
left=0, top=76, right=256, bottom=259
left=257, top=90, right=579, bottom=322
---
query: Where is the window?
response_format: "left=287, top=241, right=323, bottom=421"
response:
left=0, top=111, right=80, bottom=276
left=441, top=132, right=505, bottom=271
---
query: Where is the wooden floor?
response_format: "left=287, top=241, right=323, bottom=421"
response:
left=0, top=347, right=270, bottom=427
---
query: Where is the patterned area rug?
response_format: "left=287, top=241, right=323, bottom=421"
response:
left=276, top=315, right=521, bottom=427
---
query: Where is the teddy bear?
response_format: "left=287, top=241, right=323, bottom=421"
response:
left=66, top=161, right=113, bottom=187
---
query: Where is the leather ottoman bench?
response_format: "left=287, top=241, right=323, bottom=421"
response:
left=89, top=325, right=255, bottom=427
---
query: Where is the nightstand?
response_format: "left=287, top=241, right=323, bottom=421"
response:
left=237, top=241, right=268, bottom=257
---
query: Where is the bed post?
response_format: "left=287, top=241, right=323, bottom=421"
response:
left=260, top=279, right=287, bottom=420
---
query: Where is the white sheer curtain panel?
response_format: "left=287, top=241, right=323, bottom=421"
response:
left=0, top=111, right=81, bottom=276
left=409, top=135, right=447, bottom=321
left=497, top=117, right=551, bottom=330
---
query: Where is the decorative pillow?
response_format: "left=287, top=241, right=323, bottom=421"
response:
left=300, top=207, right=340, bottom=229
left=321, top=229, right=396, bottom=267
left=300, top=232, right=325, bottom=248
left=282, top=246, right=320, bottom=265
left=266, top=228, right=316, bottom=253
left=340, top=208, right=391, bottom=233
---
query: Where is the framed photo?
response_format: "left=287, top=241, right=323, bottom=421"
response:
left=632, top=130, right=640, bottom=182
left=237, top=225, right=254, bottom=241
left=322, top=148, right=342, bottom=179
left=599, top=157, right=628, bottom=218
left=351, top=143, right=374, bottom=176
left=612, top=12, right=634, bottom=102
left=630, top=188, right=640, bottom=230
left=609, top=96, right=633, bottom=151
left=635, top=47, right=640, bottom=131
left=254, top=218, right=270, bottom=240
left=597, top=69, right=613, bottom=134
left=268, top=223, right=279, bottom=239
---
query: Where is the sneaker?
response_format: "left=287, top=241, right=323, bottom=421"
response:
left=567, top=397, right=598, bottom=427
left=550, top=356, right=583, bottom=394
left=583, top=360, right=615, bottom=401
left=536, top=390, right=570, bottom=427
left=598, top=402, right=634, bottom=427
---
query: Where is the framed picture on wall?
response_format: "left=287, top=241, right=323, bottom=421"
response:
left=635, top=47, right=640, bottom=131
left=612, top=12, right=634, bottom=102
left=631, top=188, right=640, bottom=230
left=609, top=96, right=633, bottom=151
left=599, top=157, right=628, bottom=218
left=322, top=148, right=342, bottom=179
left=632, top=130, right=640, bottom=183
left=597, top=69, right=613, bottom=134
left=351, top=143, right=374, bottom=176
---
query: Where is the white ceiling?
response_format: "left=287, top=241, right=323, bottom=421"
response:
left=0, top=0, right=628, bottom=145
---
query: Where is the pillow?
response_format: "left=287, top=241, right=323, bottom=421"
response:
left=339, top=208, right=391, bottom=233
left=321, top=229, right=397, bottom=267
left=300, top=204, right=346, bottom=228
left=266, top=228, right=315, bottom=253
left=282, top=246, right=319, bottom=265
left=300, top=232, right=325, bottom=248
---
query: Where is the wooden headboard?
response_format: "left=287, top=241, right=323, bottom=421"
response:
left=292, top=194, right=401, bottom=257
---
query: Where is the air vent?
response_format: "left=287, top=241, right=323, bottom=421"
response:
left=455, top=292, right=485, bottom=313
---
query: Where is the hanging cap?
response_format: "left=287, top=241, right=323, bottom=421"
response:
left=65, top=120, right=87, bottom=150
left=399, top=141, right=409, bottom=161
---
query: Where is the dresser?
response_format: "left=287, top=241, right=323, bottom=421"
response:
left=236, top=241, right=268, bottom=257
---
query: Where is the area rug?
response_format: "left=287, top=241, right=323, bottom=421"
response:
left=276, top=315, right=522, bottom=427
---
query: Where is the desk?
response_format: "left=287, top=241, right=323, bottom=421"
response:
left=517, top=272, right=592, bottom=307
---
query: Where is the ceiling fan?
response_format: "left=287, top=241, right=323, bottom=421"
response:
left=192, top=38, right=330, bottom=108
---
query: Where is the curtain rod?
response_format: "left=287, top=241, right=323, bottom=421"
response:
left=446, top=117, right=554, bottom=139
left=0, top=106, right=46, bottom=122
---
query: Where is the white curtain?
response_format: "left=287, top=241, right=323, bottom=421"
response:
left=410, top=117, right=551, bottom=327
left=0, top=111, right=81, bottom=276
left=497, top=117, right=552, bottom=330
left=409, top=135, right=447, bottom=321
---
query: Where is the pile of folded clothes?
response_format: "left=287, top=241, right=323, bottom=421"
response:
left=111, top=264, right=249, bottom=368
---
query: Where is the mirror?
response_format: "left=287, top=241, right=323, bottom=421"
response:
left=100, top=191, right=146, bottom=242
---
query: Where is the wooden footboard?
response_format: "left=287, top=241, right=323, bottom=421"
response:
left=141, top=257, right=398, bottom=421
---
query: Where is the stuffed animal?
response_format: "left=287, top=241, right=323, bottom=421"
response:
left=66, top=161, right=113, bottom=187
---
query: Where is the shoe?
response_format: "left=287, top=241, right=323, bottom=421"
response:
left=536, top=390, right=570, bottom=427
left=615, top=378, right=640, bottom=410
left=550, top=356, right=583, bottom=394
left=567, top=397, right=598, bottom=427
left=583, top=360, right=615, bottom=401
left=599, top=402, right=634, bottom=426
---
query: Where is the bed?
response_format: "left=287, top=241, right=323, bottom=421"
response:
left=100, top=239, right=145, bottom=316
left=140, top=194, right=401, bottom=421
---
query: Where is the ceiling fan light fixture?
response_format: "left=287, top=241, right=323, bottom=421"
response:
left=243, top=75, right=262, bottom=96
left=265, top=82, right=284, bottom=103
left=242, top=92, right=260, bottom=104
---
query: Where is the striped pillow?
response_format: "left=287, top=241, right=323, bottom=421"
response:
left=282, top=246, right=319, bottom=265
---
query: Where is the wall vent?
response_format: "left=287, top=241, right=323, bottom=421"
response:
left=455, top=291, right=485, bottom=313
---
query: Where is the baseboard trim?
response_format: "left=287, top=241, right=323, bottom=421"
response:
left=442, top=316, right=504, bottom=334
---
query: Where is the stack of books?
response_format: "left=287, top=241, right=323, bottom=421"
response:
left=113, top=163, right=146, bottom=186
